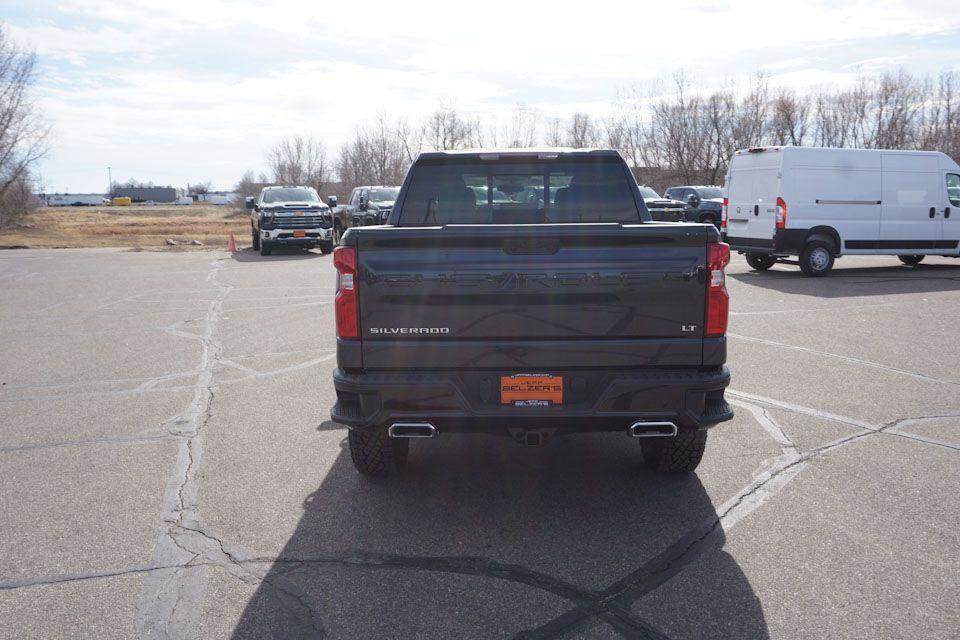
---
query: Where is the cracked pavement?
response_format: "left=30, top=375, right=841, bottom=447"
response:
left=0, top=248, right=958, bottom=639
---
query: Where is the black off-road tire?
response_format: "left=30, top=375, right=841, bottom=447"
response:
left=319, top=240, right=333, bottom=255
left=699, top=214, right=718, bottom=228
left=333, top=221, right=343, bottom=244
left=251, top=226, right=260, bottom=251
left=259, top=241, right=272, bottom=256
left=348, top=426, right=409, bottom=476
left=640, top=428, right=708, bottom=474
left=799, top=239, right=835, bottom=277
left=745, top=252, right=777, bottom=271
left=898, top=254, right=924, bottom=266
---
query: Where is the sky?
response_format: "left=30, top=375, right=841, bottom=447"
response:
left=4, top=0, right=960, bottom=193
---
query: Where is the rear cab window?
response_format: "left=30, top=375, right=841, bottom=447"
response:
left=397, top=156, right=644, bottom=225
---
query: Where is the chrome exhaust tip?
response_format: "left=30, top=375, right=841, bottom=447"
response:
left=388, top=423, right=437, bottom=438
left=628, top=421, right=678, bottom=438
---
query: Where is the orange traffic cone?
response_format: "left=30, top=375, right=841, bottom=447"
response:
left=227, top=232, right=237, bottom=252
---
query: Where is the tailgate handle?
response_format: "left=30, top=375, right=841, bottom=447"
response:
left=503, top=238, right=560, bottom=255
left=753, top=204, right=759, bottom=216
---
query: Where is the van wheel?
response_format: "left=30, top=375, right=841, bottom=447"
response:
left=640, top=428, right=707, bottom=473
left=799, top=240, right=834, bottom=277
left=746, top=253, right=777, bottom=271
left=251, top=226, right=260, bottom=251
left=898, top=255, right=924, bottom=266
left=348, top=426, right=409, bottom=476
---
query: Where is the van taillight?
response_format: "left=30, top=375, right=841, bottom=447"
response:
left=334, top=246, right=358, bottom=339
left=775, top=197, right=787, bottom=229
left=706, top=242, right=730, bottom=337
left=721, top=198, right=728, bottom=229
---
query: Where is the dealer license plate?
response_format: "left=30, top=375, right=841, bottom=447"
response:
left=500, top=374, right=563, bottom=406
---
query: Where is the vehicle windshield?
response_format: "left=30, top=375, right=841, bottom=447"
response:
left=638, top=186, right=661, bottom=199
left=262, top=188, right=319, bottom=204
left=368, top=188, right=399, bottom=202
left=398, top=158, right=641, bottom=225
left=697, top=187, right=723, bottom=199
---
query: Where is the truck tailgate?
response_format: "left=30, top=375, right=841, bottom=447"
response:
left=356, top=224, right=709, bottom=370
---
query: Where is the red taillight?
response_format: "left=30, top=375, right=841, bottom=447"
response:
left=721, top=197, right=728, bottom=229
left=775, top=197, right=787, bottom=230
left=706, top=242, right=730, bottom=337
left=334, top=246, right=358, bottom=339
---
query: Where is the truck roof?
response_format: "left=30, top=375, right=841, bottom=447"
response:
left=416, top=147, right=621, bottom=161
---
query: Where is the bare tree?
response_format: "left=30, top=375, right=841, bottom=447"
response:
left=186, top=181, right=212, bottom=195
left=267, top=136, right=331, bottom=193
left=0, top=27, right=49, bottom=228
left=565, top=113, right=601, bottom=148
left=423, top=104, right=474, bottom=151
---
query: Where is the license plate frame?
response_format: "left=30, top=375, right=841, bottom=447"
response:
left=292, top=230, right=306, bottom=237
left=500, top=374, right=563, bottom=406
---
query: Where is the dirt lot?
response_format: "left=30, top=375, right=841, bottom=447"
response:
left=0, top=204, right=251, bottom=249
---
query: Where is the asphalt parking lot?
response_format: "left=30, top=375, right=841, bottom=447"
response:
left=0, top=247, right=958, bottom=640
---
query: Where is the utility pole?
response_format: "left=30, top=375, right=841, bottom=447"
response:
left=107, top=166, right=112, bottom=196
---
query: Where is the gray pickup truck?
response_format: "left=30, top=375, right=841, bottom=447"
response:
left=330, top=149, right=732, bottom=476
left=329, top=186, right=400, bottom=244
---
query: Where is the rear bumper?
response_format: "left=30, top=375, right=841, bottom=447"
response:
left=331, top=366, right=732, bottom=433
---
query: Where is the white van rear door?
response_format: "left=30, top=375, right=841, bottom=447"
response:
left=726, top=150, right=779, bottom=244
left=880, top=154, right=942, bottom=251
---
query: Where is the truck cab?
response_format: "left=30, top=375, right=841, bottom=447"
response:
left=248, top=185, right=333, bottom=256
left=330, top=186, right=400, bottom=244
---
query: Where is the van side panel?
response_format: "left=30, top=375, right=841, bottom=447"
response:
left=781, top=149, right=881, bottom=254
left=880, top=153, right=944, bottom=250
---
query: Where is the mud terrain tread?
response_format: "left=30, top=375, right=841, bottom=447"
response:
left=348, top=427, right=409, bottom=476
left=640, top=428, right=708, bottom=474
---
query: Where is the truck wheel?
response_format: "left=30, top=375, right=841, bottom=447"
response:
left=640, top=428, right=707, bottom=473
left=898, top=255, right=924, bottom=266
left=259, top=241, right=272, bottom=257
left=251, top=226, right=260, bottom=251
left=319, top=240, right=333, bottom=255
left=699, top=214, right=717, bottom=228
left=333, top=221, right=343, bottom=244
left=348, top=426, right=409, bottom=476
left=745, top=253, right=776, bottom=271
left=799, top=240, right=834, bottom=277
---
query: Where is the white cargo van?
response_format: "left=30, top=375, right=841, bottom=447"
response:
left=724, top=146, right=960, bottom=276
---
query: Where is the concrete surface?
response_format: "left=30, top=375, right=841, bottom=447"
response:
left=0, top=248, right=957, bottom=639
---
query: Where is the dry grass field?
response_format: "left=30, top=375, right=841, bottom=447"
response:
left=0, top=203, right=251, bottom=250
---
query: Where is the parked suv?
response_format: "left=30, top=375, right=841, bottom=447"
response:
left=330, top=186, right=400, bottom=244
left=665, top=185, right=724, bottom=227
left=247, top=186, right=333, bottom=256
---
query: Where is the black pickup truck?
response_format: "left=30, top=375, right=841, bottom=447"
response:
left=330, top=149, right=732, bottom=476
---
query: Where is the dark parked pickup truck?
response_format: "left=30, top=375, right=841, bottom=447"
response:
left=330, top=149, right=733, bottom=476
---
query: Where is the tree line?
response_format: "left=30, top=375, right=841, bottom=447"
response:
left=241, top=69, right=960, bottom=200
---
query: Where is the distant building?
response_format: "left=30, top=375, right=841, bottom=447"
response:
left=195, top=191, right=240, bottom=205
left=113, top=187, right=178, bottom=203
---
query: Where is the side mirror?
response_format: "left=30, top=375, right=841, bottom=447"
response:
left=244, top=197, right=255, bottom=210
left=327, top=196, right=337, bottom=209
left=687, top=193, right=701, bottom=208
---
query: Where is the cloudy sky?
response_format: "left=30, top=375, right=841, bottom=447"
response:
left=4, top=0, right=960, bottom=192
